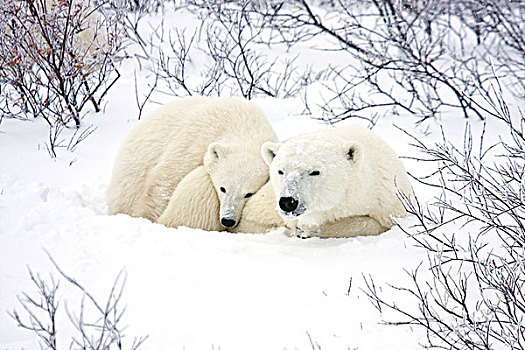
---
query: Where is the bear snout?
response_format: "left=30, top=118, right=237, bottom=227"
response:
left=221, top=218, right=237, bottom=228
left=279, top=196, right=299, bottom=213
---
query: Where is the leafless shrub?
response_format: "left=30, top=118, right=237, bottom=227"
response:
left=133, top=69, right=158, bottom=120
left=45, top=123, right=97, bottom=157
left=111, top=0, right=175, bottom=49
left=363, top=78, right=525, bottom=349
left=192, top=1, right=320, bottom=99
left=454, top=0, right=525, bottom=97
left=73, top=0, right=523, bottom=126
left=169, top=0, right=524, bottom=125
left=121, top=0, right=323, bottom=106
left=10, top=268, right=59, bottom=350
left=0, top=0, right=123, bottom=156
left=9, top=253, right=147, bottom=349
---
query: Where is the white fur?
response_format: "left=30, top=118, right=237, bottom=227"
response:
left=76, top=1, right=106, bottom=53
left=260, top=126, right=413, bottom=237
left=163, top=173, right=386, bottom=238
left=107, top=97, right=277, bottom=229
left=232, top=182, right=389, bottom=238
left=11, top=0, right=105, bottom=53
left=232, top=182, right=284, bottom=233
left=157, top=166, right=222, bottom=230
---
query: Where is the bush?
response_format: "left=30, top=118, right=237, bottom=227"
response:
left=0, top=0, right=123, bottom=156
left=146, top=0, right=523, bottom=125
left=10, top=253, right=147, bottom=349
left=364, top=78, right=525, bottom=349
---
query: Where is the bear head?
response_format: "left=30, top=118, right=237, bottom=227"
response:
left=204, top=142, right=269, bottom=229
left=262, top=139, right=363, bottom=220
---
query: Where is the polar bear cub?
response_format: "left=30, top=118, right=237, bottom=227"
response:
left=260, top=126, right=413, bottom=237
left=107, top=96, right=277, bottom=229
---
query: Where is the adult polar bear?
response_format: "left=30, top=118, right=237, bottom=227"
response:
left=249, top=126, right=413, bottom=237
left=11, top=0, right=105, bottom=52
left=107, top=97, right=277, bottom=229
left=232, top=182, right=390, bottom=238
left=166, top=124, right=412, bottom=238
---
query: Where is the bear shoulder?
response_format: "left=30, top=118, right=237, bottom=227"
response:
left=158, top=166, right=223, bottom=231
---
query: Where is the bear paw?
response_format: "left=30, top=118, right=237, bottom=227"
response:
left=296, top=224, right=321, bottom=239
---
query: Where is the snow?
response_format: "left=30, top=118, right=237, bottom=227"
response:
left=0, top=91, right=430, bottom=349
left=1, top=4, right=520, bottom=350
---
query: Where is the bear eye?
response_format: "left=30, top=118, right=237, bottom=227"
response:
left=278, top=170, right=284, bottom=175
left=220, top=187, right=226, bottom=193
left=245, top=193, right=253, bottom=198
left=309, top=171, right=320, bottom=176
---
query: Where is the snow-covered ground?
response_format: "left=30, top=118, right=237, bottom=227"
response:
left=1, top=4, right=519, bottom=350
left=0, top=84, right=431, bottom=349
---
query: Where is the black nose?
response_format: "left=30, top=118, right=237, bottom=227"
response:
left=279, top=196, right=299, bottom=212
left=221, top=218, right=236, bottom=228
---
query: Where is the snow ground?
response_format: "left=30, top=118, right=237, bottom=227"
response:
left=0, top=77, right=432, bottom=349
left=0, top=88, right=430, bottom=349
left=0, top=5, right=518, bottom=350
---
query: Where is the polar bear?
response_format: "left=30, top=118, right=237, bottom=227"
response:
left=10, top=0, right=106, bottom=53
left=230, top=182, right=388, bottom=237
left=256, top=126, right=413, bottom=237
left=157, top=166, right=222, bottom=230
left=107, top=96, right=278, bottom=229
left=162, top=169, right=387, bottom=237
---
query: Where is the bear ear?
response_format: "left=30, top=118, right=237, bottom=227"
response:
left=261, top=142, right=282, bottom=166
left=207, top=142, right=226, bottom=162
left=344, top=142, right=363, bottom=164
